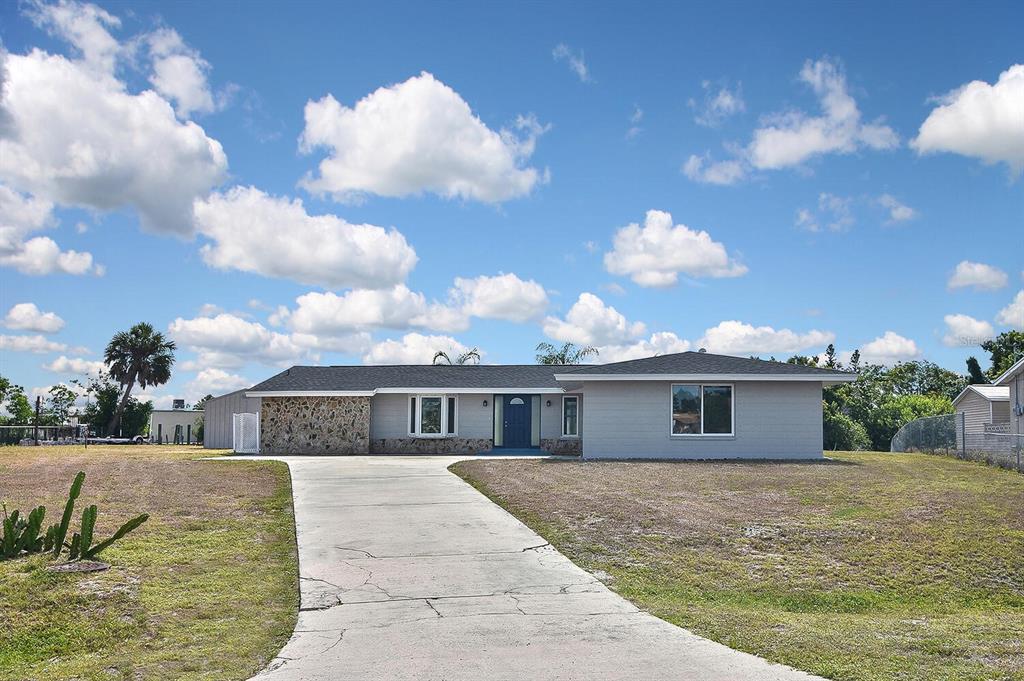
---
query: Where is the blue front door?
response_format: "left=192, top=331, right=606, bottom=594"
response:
left=502, top=395, right=532, bottom=448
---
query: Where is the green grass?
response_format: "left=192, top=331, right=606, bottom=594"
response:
left=452, top=452, right=1024, bottom=681
left=0, top=445, right=298, bottom=680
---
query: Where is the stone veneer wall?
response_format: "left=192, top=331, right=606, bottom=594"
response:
left=261, top=396, right=370, bottom=454
left=370, top=437, right=493, bottom=455
left=541, top=438, right=582, bottom=456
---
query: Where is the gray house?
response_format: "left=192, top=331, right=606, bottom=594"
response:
left=952, top=384, right=1010, bottom=434
left=994, top=356, right=1024, bottom=440
left=233, top=351, right=853, bottom=459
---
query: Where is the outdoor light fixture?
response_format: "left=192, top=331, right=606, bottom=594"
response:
left=546, top=400, right=552, bottom=407
left=482, top=399, right=488, bottom=407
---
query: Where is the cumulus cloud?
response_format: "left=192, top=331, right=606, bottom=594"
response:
left=43, top=355, right=105, bottom=375
left=696, top=320, right=834, bottom=355
left=0, top=334, right=73, bottom=353
left=362, top=332, right=475, bottom=365
left=288, top=286, right=466, bottom=335
left=911, top=64, right=1024, bottom=175
left=146, top=27, right=220, bottom=118
left=542, top=293, right=646, bottom=346
left=947, top=260, right=1008, bottom=291
left=795, top=193, right=855, bottom=232
left=0, top=236, right=99, bottom=275
left=856, top=331, right=920, bottom=365
left=0, top=184, right=100, bottom=276
left=3, top=302, right=65, bottom=333
left=603, top=210, right=747, bottom=287
left=690, top=80, right=745, bottom=127
left=185, top=368, right=250, bottom=399
left=552, top=43, right=591, bottom=83
left=685, top=58, right=898, bottom=184
left=597, top=332, right=691, bottom=363
left=0, top=17, right=227, bottom=236
left=449, top=273, right=548, bottom=323
left=877, top=194, right=917, bottom=223
left=193, top=186, right=418, bottom=289
left=942, top=313, right=995, bottom=347
left=996, top=290, right=1024, bottom=329
left=169, top=313, right=313, bottom=368
left=299, top=72, right=548, bottom=203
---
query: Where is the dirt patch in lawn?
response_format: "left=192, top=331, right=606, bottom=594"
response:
left=452, top=452, right=1024, bottom=681
left=0, top=445, right=298, bottom=681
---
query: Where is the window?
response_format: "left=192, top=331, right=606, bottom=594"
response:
left=562, top=396, right=579, bottom=437
left=408, top=395, right=457, bottom=437
left=509, top=397, right=525, bottom=405
left=671, top=384, right=733, bottom=436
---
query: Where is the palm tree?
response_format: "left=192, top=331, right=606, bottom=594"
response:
left=432, top=347, right=481, bottom=365
left=535, top=342, right=598, bottom=365
left=104, top=322, right=176, bottom=435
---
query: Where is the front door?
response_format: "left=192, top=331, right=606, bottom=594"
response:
left=502, top=395, right=532, bottom=448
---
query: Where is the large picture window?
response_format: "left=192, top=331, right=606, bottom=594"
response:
left=409, top=395, right=457, bottom=437
left=671, top=384, right=733, bottom=436
left=562, top=396, right=579, bottom=437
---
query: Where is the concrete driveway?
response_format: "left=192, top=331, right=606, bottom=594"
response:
left=247, top=456, right=824, bottom=680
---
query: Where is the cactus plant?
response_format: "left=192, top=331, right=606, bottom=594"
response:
left=51, top=471, right=85, bottom=558
left=83, top=514, right=149, bottom=559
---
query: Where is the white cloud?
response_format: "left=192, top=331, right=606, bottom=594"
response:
left=146, top=28, right=218, bottom=118
left=996, top=290, right=1024, bottom=329
left=691, top=80, right=745, bottom=127
left=604, top=209, right=747, bottom=287
left=0, top=184, right=54, bottom=255
left=449, top=273, right=548, bottom=323
left=856, top=331, right=920, bottom=365
left=0, top=236, right=98, bottom=275
left=597, top=332, right=691, bottom=363
left=697, top=320, right=834, bottom=355
left=193, top=186, right=418, bottom=289
left=878, top=194, right=917, bottom=223
left=685, top=58, right=897, bottom=184
left=362, top=332, right=474, bottom=365
left=169, top=313, right=311, bottom=368
left=43, top=355, right=105, bottom=376
left=0, top=13, right=227, bottom=236
left=682, top=154, right=748, bottom=185
left=185, top=368, right=250, bottom=399
left=299, top=72, right=548, bottom=203
left=947, top=260, right=1009, bottom=291
left=795, top=193, right=855, bottom=232
left=3, top=303, right=65, bottom=333
left=0, top=334, right=71, bottom=354
left=626, top=105, right=643, bottom=139
left=288, top=286, right=465, bottom=335
left=542, top=293, right=646, bottom=346
left=552, top=43, right=591, bottom=83
left=748, top=59, right=898, bottom=169
left=911, top=64, right=1024, bottom=175
left=942, top=313, right=995, bottom=347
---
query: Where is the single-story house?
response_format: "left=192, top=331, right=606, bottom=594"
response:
left=994, top=356, right=1024, bottom=439
left=224, top=351, right=852, bottom=459
left=952, top=384, right=1011, bottom=434
left=149, top=407, right=202, bottom=444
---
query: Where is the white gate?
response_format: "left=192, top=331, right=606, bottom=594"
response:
left=232, top=412, right=260, bottom=454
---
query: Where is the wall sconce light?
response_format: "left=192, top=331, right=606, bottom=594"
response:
left=482, top=399, right=488, bottom=407
left=545, top=400, right=552, bottom=407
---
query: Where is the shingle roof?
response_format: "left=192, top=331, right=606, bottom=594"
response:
left=249, top=364, right=573, bottom=392
left=248, top=351, right=851, bottom=393
left=558, top=351, right=851, bottom=377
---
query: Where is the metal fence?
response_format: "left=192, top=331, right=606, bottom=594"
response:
left=0, top=424, right=89, bottom=446
left=891, top=412, right=1024, bottom=473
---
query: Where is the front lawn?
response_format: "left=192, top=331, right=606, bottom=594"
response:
left=452, top=452, right=1024, bottom=681
left=0, top=445, right=298, bottom=681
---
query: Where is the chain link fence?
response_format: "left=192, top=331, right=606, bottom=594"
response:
left=891, top=412, right=1024, bottom=472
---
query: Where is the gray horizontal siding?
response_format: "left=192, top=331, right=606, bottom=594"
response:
left=581, top=380, right=822, bottom=459
left=203, top=391, right=261, bottom=449
left=371, top=393, right=493, bottom=439
left=957, top=392, right=996, bottom=434
left=539, top=394, right=582, bottom=440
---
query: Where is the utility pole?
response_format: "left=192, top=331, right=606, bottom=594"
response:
left=34, top=395, right=41, bottom=445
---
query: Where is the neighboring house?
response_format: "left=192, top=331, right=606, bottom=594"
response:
left=994, top=356, right=1024, bottom=440
left=230, top=351, right=853, bottom=459
left=202, top=388, right=261, bottom=449
left=952, top=384, right=1011, bottom=434
left=149, top=406, right=202, bottom=444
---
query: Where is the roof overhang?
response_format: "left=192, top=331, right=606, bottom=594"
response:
left=994, top=356, right=1024, bottom=385
left=246, top=390, right=375, bottom=398
left=952, top=385, right=1010, bottom=407
left=552, top=373, right=857, bottom=384
left=247, top=387, right=566, bottom=398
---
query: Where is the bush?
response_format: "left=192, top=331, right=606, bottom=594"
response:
left=823, top=401, right=871, bottom=451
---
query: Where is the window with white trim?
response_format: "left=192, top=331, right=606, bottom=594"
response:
left=562, top=396, right=579, bottom=437
left=671, top=384, right=733, bottom=436
left=408, top=395, right=457, bottom=437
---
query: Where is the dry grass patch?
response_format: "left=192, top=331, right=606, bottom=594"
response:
left=452, top=452, right=1024, bottom=681
left=0, top=445, right=298, bottom=681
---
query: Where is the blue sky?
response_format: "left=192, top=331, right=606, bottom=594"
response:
left=1, top=0, right=1021, bottom=407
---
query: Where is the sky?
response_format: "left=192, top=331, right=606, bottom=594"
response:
left=0, top=0, right=1022, bottom=409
